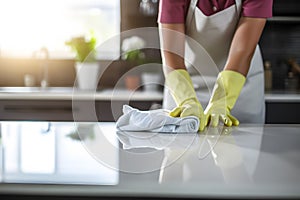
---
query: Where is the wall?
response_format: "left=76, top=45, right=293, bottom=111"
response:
left=0, top=58, right=75, bottom=87
left=0, top=59, right=141, bottom=88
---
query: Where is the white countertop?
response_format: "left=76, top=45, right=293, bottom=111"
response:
left=0, top=87, right=164, bottom=101
left=0, top=87, right=300, bottom=102
left=0, top=121, right=300, bottom=199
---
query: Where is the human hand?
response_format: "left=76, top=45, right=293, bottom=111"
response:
left=170, top=98, right=206, bottom=132
left=204, top=70, right=246, bottom=127
left=166, top=69, right=206, bottom=131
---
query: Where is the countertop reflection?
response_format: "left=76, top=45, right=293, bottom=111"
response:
left=0, top=121, right=300, bottom=199
left=0, top=121, right=118, bottom=185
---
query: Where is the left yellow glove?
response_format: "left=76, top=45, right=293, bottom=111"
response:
left=204, top=70, right=246, bottom=127
left=166, top=69, right=206, bottom=132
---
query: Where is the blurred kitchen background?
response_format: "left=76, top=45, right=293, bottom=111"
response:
left=0, top=0, right=162, bottom=89
left=0, top=0, right=299, bottom=91
left=0, top=0, right=299, bottom=124
left=260, top=0, right=300, bottom=91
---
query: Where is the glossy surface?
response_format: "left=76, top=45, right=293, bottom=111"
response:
left=0, top=121, right=300, bottom=199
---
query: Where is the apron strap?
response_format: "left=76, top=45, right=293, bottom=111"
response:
left=186, top=0, right=198, bottom=28
left=235, top=0, right=242, bottom=17
left=187, top=0, right=242, bottom=28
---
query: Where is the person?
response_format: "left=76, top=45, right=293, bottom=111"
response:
left=158, top=0, right=273, bottom=131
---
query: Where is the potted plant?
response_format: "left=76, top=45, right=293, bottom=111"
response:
left=65, top=33, right=100, bottom=90
left=122, top=36, right=163, bottom=91
left=122, top=36, right=146, bottom=90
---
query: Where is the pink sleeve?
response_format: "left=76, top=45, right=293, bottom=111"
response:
left=242, top=0, right=273, bottom=18
left=158, top=0, right=190, bottom=23
left=158, top=0, right=273, bottom=23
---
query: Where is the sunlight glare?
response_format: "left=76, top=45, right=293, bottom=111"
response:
left=0, top=0, right=87, bottom=57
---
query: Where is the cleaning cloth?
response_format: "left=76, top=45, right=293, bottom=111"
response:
left=116, top=105, right=200, bottom=133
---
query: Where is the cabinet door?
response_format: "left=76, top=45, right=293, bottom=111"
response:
left=95, top=100, right=163, bottom=122
left=0, top=100, right=162, bottom=122
left=265, top=102, right=300, bottom=124
left=0, top=100, right=73, bottom=121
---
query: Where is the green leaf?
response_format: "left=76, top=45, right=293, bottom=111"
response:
left=65, top=33, right=97, bottom=62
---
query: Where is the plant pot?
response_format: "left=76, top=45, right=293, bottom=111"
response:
left=75, top=62, right=100, bottom=90
left=124, top=75, right=140, bottom=91
left=141, top=72, right=162, bottom=91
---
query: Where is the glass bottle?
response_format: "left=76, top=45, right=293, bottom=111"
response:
left=264, top=61, right=272, bottom=91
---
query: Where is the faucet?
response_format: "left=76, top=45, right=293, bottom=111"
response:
left=33, top=47, right=49, bottom=88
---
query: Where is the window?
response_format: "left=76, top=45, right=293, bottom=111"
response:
left=0, top=0, right=120, bottom=59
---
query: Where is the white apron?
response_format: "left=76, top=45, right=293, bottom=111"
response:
left=163, top=0, right=265, bottom=123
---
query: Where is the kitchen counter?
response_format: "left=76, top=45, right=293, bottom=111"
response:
left=0, top=87, right=164, bottom=122
left=0, top=87, right=164, bottom=101
left=1, top=87, right=299, bottom=123
left=0, top=87, right=300, bottom=102
left=265, top=90, right=300, bottom=102
left=0, top=121, right=299, bottom=199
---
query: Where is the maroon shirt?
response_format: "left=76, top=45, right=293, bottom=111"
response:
left=159, top=0, right=273, bottom=23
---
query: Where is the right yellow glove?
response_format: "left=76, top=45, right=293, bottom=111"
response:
left=204, top=70, right=246, bottom=127
left=165, top=69, right=206, bottom=132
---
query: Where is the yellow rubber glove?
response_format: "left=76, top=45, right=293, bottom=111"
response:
left=166, top=69, right=205, bottom=132
left=204, top=70, right=246, bottom=127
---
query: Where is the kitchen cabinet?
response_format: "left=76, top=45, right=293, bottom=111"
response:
left=0, top=88, right=163, bottom=122
left=272, top=0, right=299, bottom=16
left=266, top=102, right=300, bottom=124
left=265, top=91, right=300, bottom=124
left=259, top=3, right=300, bottom=124
left=259, top=2, right=300, bottom=91
left=0, top=100, right=73, bottom=121
left=0, top=100, right=163, bottom=122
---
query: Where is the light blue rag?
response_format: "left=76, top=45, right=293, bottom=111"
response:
left=116, top=105, right=200, bottom=133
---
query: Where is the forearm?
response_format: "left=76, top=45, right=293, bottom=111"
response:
left=224, top=17, right=266, bottom=76
left=159, top=23, right=186, bottom=74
